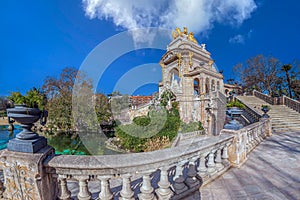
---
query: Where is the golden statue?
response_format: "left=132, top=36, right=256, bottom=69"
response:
left=176, top=27, right=182, bottom=35
left=188, top=32, right=198, bottom=43
left=183, top=27, right=188, bottom=35
left=172, top=30, right=178, bottom=39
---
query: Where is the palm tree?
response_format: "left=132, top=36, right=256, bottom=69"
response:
left=282, top=64, right=292, bottom=98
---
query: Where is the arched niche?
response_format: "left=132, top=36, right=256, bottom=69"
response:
left=194, top=78, right=200, bottom=95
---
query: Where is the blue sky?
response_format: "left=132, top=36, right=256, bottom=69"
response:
left=1, top=0, right=300, bottom=96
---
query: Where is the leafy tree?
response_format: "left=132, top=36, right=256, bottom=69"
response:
left=8, top=88, right=46, bottom=109
left=42, top=67, right=93, bottom=131
left=94, top=93, right=112, bottom=124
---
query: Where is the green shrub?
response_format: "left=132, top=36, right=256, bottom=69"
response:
left=226, top=100, right=245, bottom=109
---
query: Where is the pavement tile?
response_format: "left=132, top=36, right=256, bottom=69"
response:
left=201, top=131, right=300, bottom=200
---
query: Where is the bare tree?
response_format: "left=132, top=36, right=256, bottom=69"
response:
left=233, top=55, right=281, bottom=96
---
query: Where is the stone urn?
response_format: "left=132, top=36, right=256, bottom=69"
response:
left=261, top=106, right=270, bottom=118
left=7, top=105, right=48, bottom=153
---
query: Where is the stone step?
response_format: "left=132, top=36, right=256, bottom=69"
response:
left=271, top=118, right=300, bottom=122
left=272, top=124, right=300, bottom=128
left=272, top=127, right=300, bottom=132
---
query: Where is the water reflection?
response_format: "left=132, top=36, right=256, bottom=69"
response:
left=0, top=125, right=120, bottom=155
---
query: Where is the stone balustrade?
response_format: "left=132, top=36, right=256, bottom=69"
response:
left=0, top=119, right=272, bottom=200
left=235, top=97, right=262, bottom=123
left=253, top=90, right=300, bottom=113
left=43, top=134, right=233, bottom=200
left=253, top=90, right=277, bottom=105
left=283, top=95, right=300, bottom=113
left=221, top=118, right=271, bottom=167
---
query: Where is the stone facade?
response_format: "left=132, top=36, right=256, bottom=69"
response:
left=159, top=27, right=225, bottom=135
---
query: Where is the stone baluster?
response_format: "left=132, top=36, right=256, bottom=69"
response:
left=251, top=130, right=256, bottom=146
left=156, top=167, right=173, bottom=200
left=248, top=131, right=253, bottom=150
left=221, top=144, right=229, bottom=166
left=173, top=160, right=188, bottom=195
left=98, top=175, right=113, bottom=200
left=215, top=147, right=223, bottom=170
left=57, top=174, right=72, bottom=200
left=138, top=171, right=157, bottom=200
left=198, top=152, right=208, bottom=176
left=185, top=157, right=200, bottom=188
left=207, top=150, right=216, bottom=173
left=254, top=127, right=259, bottom=145
left=120, top=174, right=134, bottom=200
left=75, top=176, right=92, bottom=200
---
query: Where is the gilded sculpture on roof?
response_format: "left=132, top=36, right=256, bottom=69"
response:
left=172, top=27, right=198, bottom=44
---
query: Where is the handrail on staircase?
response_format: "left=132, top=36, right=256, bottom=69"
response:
left=282, top=95, right=300, bottom=113
left=253, top=90, right=277, bottom=105
left=252, top=90, right=300, bottom=113
left=235, top=96, right=262, bottom=123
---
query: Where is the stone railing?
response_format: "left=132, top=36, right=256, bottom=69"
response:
left=172, top=130, right=206, bottom=147
left=235, top=97, right=262, bottom=123
left=253, top=90, right=300, bottom=113
left=221, top=118, right=272, bottom=167
left=180, top=130, right=206, bottom=140
left=283, top=95, right=300, bottom=113
left=253, top=90, right=276, bottom=105
left=0, top=118, right=272, bottom=200
left=44, top=134, right=233, bottom=200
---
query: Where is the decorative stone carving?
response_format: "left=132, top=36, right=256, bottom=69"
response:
left=0, top=146, right=56, bottom=200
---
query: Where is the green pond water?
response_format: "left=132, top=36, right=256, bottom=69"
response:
left=0, top=125, right=120, bottom=155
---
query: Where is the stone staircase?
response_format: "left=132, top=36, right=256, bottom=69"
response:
left=237, top=95, right=300, bottom=132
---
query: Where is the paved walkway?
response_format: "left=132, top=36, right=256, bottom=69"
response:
left=201, top=131, right=300, bottom=200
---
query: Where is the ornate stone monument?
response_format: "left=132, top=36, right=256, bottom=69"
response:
left=159, top=27, right=226, bottom=135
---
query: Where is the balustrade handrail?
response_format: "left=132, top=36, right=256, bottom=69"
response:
left=253, top=90, right=275, bottom=105
left=45, top=134, right=234, bottom=175
left=283, top=95, right=300, bottom=113
left=235, top=96, right=262, bottom=122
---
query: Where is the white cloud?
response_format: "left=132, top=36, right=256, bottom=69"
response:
left=229, top=34, right=245, bottom=44
left=82, top=0, right=257, bottom=44
left=229, top=29, right=253, bottom=44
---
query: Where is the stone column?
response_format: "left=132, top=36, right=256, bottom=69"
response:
left=76, top=176, right=92, bottom=200
left=0, top=146, right=57, bottom=200
left=156, top=167, right=173, bottom=200
left=98, top=175, right=113, bottom=200
left=58, top=174, right=72, bottom=200
left=138, top=171, right=156, bottom=200
left=197, top=152, right=208, bottom=177
left=120, top=174, right=134, bottom=200
left=215, top=148, right=223, bottom=170
left=206, top=150, right=216, bottom=173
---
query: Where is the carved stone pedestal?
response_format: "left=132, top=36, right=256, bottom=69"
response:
left=0, top=146, right=57, bottom=200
